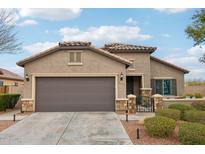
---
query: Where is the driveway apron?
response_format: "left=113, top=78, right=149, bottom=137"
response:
left=0, top=112, right=132, bottom=145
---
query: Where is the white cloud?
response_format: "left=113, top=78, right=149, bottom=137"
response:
left=161, top=33, right=171, bottom=38
left=59, top=26, right=152, bottom=42
left=2, top=66, right=24, bottom=77
left=163, top=46, right=205, bottom=79
left=126, top=17, right=137, bottom=25
left=187, top=45, right=205, bottom=56
left=154, top=8, right=188, bottom=14
left=23, top=42, right=57, bottom=54
left=19, top=8, right=82, bottom=21
left=45, top=29, right=49, bottom=34
left=18, top=19, right=38, bottom=27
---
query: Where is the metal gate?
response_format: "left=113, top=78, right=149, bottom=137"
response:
left=136, top=96, right=155, bottom=112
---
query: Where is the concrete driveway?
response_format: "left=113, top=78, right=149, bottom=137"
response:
left=0, top=112, right=132, bottom=145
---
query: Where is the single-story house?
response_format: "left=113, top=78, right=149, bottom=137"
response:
left=0, top=68, right=24, bottom=93
left=17, top=41, right=189, bottom=112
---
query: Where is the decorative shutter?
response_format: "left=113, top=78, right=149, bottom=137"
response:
left=69, top=52, right=75, bottom=62
left=76, top=52, right=81, bottom=62
left=151, top=79, right=156, bottom=95
left=172, top=79, right=177, bottom=96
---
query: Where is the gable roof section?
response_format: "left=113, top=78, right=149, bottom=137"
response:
left=150, top=56, right=189, bottom=74
left=0, top=68, right=23, bottom=81
left=17, top=41, right=132, bottom=67
left=102, top=43, right=157, bottom=53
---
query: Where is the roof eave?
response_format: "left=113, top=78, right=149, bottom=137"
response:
left=151, top=56, right=189, bottom=74
left=17, top=46, right=132, bottom=67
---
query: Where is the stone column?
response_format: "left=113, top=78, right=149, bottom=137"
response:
left=115, top=98, right=128, bottom=114
left=140, top=88, right=152, bottom=97
left=152, top=94, right=163, bottom=110
left=127, top=94, right=136, bottom=114
left=21, top=99, right=34, bottom=112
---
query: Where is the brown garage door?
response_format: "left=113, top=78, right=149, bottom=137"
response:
left=35, top=77, right=115, bottom=112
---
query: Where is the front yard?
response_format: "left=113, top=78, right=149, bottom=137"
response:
left=121, top=102, right=205, bottom=145
left=121, top=120, right=180, bottom=145
left=0, top=120, right=17, bottom=132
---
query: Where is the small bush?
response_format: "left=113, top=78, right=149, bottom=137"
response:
left=194, top=93, right=203, bottom=98
left=0, top=94, right=20, bottom=111
left=184, top=110, right=205, bottom=124
left=156, top=109, right=180, bottom=120
left=168, top=103, right=194, bottom=120
left=192, top=102, right=205, bottom=111
left=185, top=93, right=194, bottom=98
left=179, top=123, right=205, bottom=145
left=144, top=116, right=176, bottom=138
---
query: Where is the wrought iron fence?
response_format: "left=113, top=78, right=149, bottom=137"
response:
left=136, top=96, right=155, bottom=112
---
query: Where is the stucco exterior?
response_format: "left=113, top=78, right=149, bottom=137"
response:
left=23, top=49, right=127, bottom=99
left=150, top=58, right=185, bottom=96
left=114, top=52, right=151, bottom=88
left=17, top=42, right=189, bottom=112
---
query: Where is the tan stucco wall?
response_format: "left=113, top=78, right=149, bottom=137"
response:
left=113, top=53, right=151, bottom=88
left=23, top=49, right=127, bottom=99
left=150, top=59, right=185, bottom=96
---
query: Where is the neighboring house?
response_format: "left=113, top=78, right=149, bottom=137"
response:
left=17, top=41, right=189, bottom=112
left=0, top=68, right=24, bottom=94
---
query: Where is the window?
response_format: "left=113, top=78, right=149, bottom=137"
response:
left=0, top=81, right=3, bottom=86
left=68, top=52, right=82, bottom=64
left=14, top=82, right=18, bottom=86
left=128, top=60, right=135, bottom=70
left=153, top=79, right=174, bottom=95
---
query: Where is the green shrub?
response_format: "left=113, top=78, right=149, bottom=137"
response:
left=168, top=103, right=194, bottom=120
left=156, top=109, right=180, bottom=120
left=194, top=93, right=203, bottom=98
left=0, top=94, right=20, bottom=111
left=184, top=110, right=205, bottom=124
left=192, top=102, right=205, bottom=111
left=144, top=116, right=176, bottom=138
left=179, top=123, right=205, bottom=145
left=185, top=93, right=194, bottom=98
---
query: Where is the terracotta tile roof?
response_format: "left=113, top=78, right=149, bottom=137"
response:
left=102, top=43, right=157, bottom=53
left=17, top=42, right=132, bottom=67
left=58, top=41, right=91, bottom=47
left=0, top=68, right=23, bottom=81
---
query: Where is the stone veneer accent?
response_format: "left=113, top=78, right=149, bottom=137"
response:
left=127, top=94, right=136, bottom=114
left=140, top=88, right=152, bottom=97
left=115, top=98, right=128, bottom=114
left=21, top=99, right=34, bottom=112
left=152, top=94, right=163, bottom=110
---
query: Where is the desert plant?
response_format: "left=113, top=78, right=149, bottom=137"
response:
left=185, top=93, right=194, bottom=98
left=144, top=116, right=176, bottom=138
left=194, top=93, right=203, bottom=98
left=168, top=103, right=194, bottom=120
left=184, top=110, right=205, bottom=124
left=192, top=101, right=205, bottom=111
left=156, top=109, right=180, bottom=120
left=0, top=94, right=20, bottom=111
left=179, top=122, right=205, bottom=145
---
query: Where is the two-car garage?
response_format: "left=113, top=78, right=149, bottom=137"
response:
left=35, top=77, right=115, bottom=112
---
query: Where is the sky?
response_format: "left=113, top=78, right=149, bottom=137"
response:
left=0, top=8, right=205, bottom=80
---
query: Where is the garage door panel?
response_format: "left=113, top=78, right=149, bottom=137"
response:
left=35, top=77, right=115, bottom=112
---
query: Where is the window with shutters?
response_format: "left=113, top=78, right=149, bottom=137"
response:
left=152, top=79, right=175, bottom=96
left=68, top=52, right=82, bottom=65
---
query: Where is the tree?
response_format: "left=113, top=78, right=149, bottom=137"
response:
left=0, top=9, right=21, bottom=54
left=185, top=9, right=205, bottom=63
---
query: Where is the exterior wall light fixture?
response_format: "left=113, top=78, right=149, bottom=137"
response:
left=25, top=74, right=29, bottom=81
left=120, top=72, right=124, bottom=81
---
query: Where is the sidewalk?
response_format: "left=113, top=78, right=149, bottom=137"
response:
left=0, top=109, right=30, bottom=120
